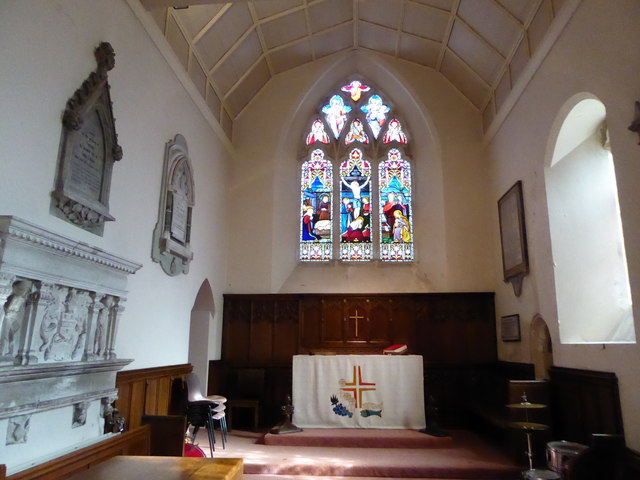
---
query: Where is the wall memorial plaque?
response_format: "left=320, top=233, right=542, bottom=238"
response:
left=151, top=134, right=195, bottom=276
left=51, top=42, right=122, bottom=236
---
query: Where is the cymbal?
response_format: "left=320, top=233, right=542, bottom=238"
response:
left=506, top=402, right=547, bottom=409
left=510, top=421, right=550, bottom=431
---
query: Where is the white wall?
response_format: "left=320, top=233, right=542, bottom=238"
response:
left=486, top=0, right=640, bottom=450
left=0, top=0, right=232, bottom=370
left=228, top=50, right=495, bottom=294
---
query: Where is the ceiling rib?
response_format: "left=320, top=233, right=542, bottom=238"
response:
left=222, top=52, right=265, bottom=103
left=192, top=4, right=231, bottom=44
left=492, top=0, right=525, bottom=27
left=207, top=22, right=256, bottom=75
left=302, top=0, right=317, bottom=63
left=353, top=0, right=359, bottom=49
left=394, top=0, right=406, bottom=57
left=247, top=2, right=274, bottom=76
left=457, top=17, right=507, bottom=62
left=436, top=0, right=460, bottom=72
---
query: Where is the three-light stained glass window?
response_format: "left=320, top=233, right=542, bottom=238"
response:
left=300, top=80, right=413, bottom=262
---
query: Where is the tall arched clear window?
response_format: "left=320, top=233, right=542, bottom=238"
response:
left=299, top=80, right=413, bottom=263
left=546, top=98, right=634, bottom=344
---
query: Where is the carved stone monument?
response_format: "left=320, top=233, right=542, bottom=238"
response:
left=0, top=216, right=141, bottom=474
left=151, top=134, right=195, bottom=276
left=51, top=42, right=122, bottom=236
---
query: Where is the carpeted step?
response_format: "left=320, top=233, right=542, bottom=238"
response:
left=263, top=428, right=454, bottom=449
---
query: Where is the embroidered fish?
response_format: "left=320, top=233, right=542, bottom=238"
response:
left=360, top=409, right=382, bottom=417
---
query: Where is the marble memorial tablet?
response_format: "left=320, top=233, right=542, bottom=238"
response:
left=152, top=134, right=195, bottom=276
left=51, top=42, right=121, bottom=236
left=69, top=110, right=106, bottom=201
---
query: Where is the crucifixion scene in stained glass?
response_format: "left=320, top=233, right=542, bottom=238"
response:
left=340, top=148, right=372, bottom=261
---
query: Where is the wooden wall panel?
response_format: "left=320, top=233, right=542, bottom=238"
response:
left=222, top=299, right=251, bottom=364
left=114, top=364, right=191, bottom=431
left=249, top=299, right=274, bottom=365
left=128, top=381, right=146, bottom=430
left=320, top=297, right=344, bottom=344
left=272, top=299, right=299, bottom=365
left=145, top=379, right=158, bottom=415
left=388, top=297, right=416, bottom=347
left=549, top=366, right=624, bottom=445
left=223, top=293, right=497, bottom=362
left=299, top=297, right=321, bottom=349
left=365, top=297, right=393, bottom=343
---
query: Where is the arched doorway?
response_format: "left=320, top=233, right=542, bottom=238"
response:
left=529, top=314, right=553, bottom=380
left=189, top=279, right=215, bottom=389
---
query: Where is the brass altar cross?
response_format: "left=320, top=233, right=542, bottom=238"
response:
left=349, top=310, right=365, bottom=337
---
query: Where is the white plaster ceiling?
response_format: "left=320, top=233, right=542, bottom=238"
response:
left=142, top=0, right=568, bottom=135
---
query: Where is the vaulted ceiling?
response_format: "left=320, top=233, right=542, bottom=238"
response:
left=142, top=0, right=568, bottom=138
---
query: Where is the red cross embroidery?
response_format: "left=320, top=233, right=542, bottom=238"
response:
left=340, top=365, right=376, bottom=408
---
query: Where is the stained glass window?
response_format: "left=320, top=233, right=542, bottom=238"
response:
left=360, top=94, right=390, bottom=139
left=341, top=80, right=370, bottom=102
left=299, top=149, right=333, bottom=261
left=379, top=149, right=413, bottom=261
left=299, top=79, right=413, bottom=263
left=340, top=148, right=372, bottom=261
left=322, top=95, right=351, bottom=139
left=345, top=119, right=369, bottom=145
left=306, top=119, right=330, bottom=145
left=382, top=119, right=407, bottom=144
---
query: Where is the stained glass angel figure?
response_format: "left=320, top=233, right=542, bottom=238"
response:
left=322, top=95, right=351, bottom=139
left=341, top=80, right=370, bottom=102
left=383, top=119, right=407, bottom=144
left=306, top=119, right=330, bottom=145
left=360, top=94, right=390, bottom=139
left=345, top=118, right=370, bottom=144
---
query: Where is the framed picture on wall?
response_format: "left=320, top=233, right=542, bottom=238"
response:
left=501, top=314, right=521, bottom=342
left=498, top=180, right=529, bottom=296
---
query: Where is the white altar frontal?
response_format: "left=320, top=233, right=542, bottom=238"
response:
left=292, top=355, right=426, bottom=429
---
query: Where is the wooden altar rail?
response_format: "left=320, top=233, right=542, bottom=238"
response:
left=114, top=363, right=192, bottom=431
left=5, top=425, right=150, bottom=480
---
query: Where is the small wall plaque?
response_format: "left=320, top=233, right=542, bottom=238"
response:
left=51, top=42, right=122, bottom=236
left=501, top=314, right=521, bottom=342
left=151, top=134, right=195, bottom=276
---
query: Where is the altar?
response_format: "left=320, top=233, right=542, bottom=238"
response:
left=292, top=354, right=426, bottom=429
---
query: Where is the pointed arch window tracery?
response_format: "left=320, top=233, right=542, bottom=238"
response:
left=300, top=80, right=414, bottom=262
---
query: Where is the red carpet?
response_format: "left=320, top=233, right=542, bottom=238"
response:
left=204, top=429, right=522, bottom=479
left=263, top=428, right=454, bottom=449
